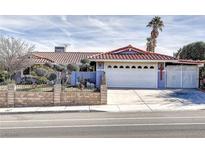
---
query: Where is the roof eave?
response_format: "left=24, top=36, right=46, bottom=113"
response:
left=90, top=59, right=178, bottom=63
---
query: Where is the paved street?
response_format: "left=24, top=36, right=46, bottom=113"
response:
left=1, top=111, right=205, bottom=137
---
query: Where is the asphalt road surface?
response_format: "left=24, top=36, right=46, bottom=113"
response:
left=1, top=111, right=205, bottom=137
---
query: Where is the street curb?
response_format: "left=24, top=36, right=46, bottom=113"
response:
left=0, top=110, right=91, bottom=115
left=1, top=108, right=205, bottom=114
left=0, top=106, right=92, bottom=114
left=1, top=104, right=205, bottom=114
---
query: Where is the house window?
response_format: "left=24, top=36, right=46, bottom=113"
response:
left=107, top=65, right=112, bottom=68
left=119, top=66, right=124, bottom=69
left=125, top=66, right=130, bottom=69
left=113, top=65, right=118, bottom=68
left=144, top=66, right=148, bottom=69
left=131, top=66, right=136, bottom=69
left=150, top=66, right=154, bottom=69
left=138, top=66, right=142, bottom=69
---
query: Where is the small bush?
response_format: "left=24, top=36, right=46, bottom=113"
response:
left=80, top=58, right=90, bottom=64
left=0, top=70, right=9, bottom=83
left=34, top=68, right=47, bottom=77
left=54, top=64, right=65, bottom=72
left=36, top=76, right=48, bottom=84
left=67, top=64, right=80, bottom=72
left=31, top=71, right=37, bottom=76
left=48, top=73, right=57, bottom=81
left=80, top=64, right=91, bottom=71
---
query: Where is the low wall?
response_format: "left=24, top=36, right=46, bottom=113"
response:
left=61, top=91, right=101, bottom=105
left=0, top=84, right=107, bottom=108
left=15, top=92, right=54, bottom=107
left=0, top=91, right=7, bottom=107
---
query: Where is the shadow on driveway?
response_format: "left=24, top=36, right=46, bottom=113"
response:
left=161, top=89, right=205, bottom=104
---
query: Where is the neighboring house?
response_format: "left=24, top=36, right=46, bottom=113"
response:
left=89, top=45, right=204, bottom=89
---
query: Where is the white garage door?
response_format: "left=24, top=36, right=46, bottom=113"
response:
left=105, top=65, right=157, bottom=88
left=166, top=65, right=198, bottom=88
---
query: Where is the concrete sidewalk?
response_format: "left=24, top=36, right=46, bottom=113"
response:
left=1, top=103, right=205, bottom=114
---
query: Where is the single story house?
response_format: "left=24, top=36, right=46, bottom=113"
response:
left=28, top=45, right=204, bottom=89
left=89, top=45, right=204, bottom=89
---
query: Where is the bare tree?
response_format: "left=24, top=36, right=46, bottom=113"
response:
left=0, top=36, right=35, bottom=79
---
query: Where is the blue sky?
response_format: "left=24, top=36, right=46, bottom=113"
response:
left=0, top=15, right=204, bottom=56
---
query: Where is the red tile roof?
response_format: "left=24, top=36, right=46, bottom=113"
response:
left=89, top=45, right=176, bottom=61
left=32, top=52, right=101, bottom=64
left=177, top=59, right=205, bottom=65
left=31, top=54, right=54, bottom=63
left=30, top=45, right=204, bottom=66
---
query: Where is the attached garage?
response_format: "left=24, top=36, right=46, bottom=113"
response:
left=105, top=64, right=157, bottom=88
left=90, top=45, right=203, bottom=89
left=166, top=65, right=199, bottom=88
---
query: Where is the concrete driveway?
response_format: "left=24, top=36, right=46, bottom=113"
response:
left=108, top=89, right=205, bottom=111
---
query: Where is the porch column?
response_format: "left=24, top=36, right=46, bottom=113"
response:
left=100, top=72, right=107, bottom=104
left=7, top=84, right=16, bottom=107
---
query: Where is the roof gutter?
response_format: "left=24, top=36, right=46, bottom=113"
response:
left=90, top=59, right=179, bottom=63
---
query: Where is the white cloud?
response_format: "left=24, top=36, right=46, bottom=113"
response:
left=0, top=27, right=24, bottom=34
left=0, top=15, right=204, bottom=55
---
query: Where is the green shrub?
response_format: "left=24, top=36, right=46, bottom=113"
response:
left=48, top=73, right=57, bottom=81
left=36, top=76, right=48, bottom=84
left=0, top=70, right=9, bottom=83
left=80, top=64, right=91, bottom=71
left=4, top=79, right=16, bottom=84
left=80, top=58, right=90, bottom=64
left=53, top=64, right=65, bottom=72
left=34, top=68, right=47, bottom=77
left=67, top=64, right=80, bottom=72
left=80, top=59, right=92, bottom=71
left=31, top=71, right=37, bottom=76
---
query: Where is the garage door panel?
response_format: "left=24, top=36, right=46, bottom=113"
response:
left=166, top=65, right=198, bottom=88
left=166, top=67, right=181, bottom=88
left=182, top=66, right=197, bottom=88
left=106, top=69, right=157, bottom=88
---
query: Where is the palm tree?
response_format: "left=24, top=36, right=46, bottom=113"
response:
left=146, top=37, right=152, bottom=52
left=147, top=16, right=164, bottom=52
